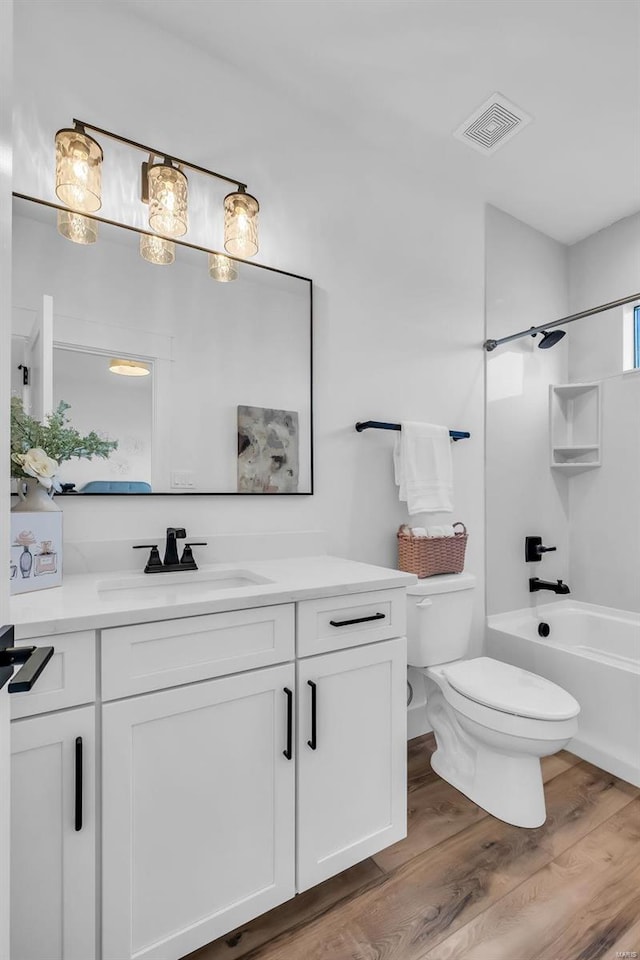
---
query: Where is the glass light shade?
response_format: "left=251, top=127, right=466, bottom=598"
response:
left=57, top=209, right=98, bottom=245
left=140, top=234, right=175, bottom=265
left=147, top=162, right=188, bottom=237
left=224, top=189, right=259, bottom=258
left=208, top=253, right=238, bottom=282
left=55, top=128, right=103, bottom=212
left=109, top=359, right=151, bottom=377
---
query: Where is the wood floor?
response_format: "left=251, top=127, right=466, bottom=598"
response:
left=187, top=734, right=640, bottom=960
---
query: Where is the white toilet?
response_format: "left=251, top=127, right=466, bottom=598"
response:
left=407, top=573, right=580, bottom=828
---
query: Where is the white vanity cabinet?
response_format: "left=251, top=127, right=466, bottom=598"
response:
left=296, top=637, right=406, bottom=890
left=10, top=706, right=96, bottom=960
left=102, top=662, right=296, bottom=960
left=10, top=567, right=409, bottom=960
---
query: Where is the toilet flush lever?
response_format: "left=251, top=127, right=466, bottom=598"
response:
left=525, top=536, right=557, bottom=563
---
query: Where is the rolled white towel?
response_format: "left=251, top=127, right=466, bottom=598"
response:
left=426, top=525, right=445, bottom=538
left=411, top=526, right=428, bottom=537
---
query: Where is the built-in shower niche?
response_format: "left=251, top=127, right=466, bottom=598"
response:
left=549, top=382, right=601, bottom=474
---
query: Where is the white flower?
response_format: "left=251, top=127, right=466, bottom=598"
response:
left=14, top=448, right=61, bottom=491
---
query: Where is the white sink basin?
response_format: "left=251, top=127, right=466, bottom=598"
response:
left=97, top=568, right=273, bottom=603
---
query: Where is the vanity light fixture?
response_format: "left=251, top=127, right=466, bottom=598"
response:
left=109, top=359, right=151, bottom=377
left=56, top=209, right=98, bottom=245
left=55, top=124, right=103, bottom=212
left=224, top=186, right=260, bottom=258
left=208, top=253, right=238, bottom=282
left=140, top=233, right=175, bottom=265
left=54, top=119, right=261, bottom=257
left=146, top=158, right=188, bottom=238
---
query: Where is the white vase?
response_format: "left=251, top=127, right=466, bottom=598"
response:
left=12, top=478, right=61, bottom=512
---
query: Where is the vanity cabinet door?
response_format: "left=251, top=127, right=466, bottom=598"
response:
left=10, top=707, right=96, bottom=960
left=102, top=663, right=296, bottom=960
left=296, top=637, right=407, bottom=891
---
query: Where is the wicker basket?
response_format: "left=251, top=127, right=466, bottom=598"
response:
left=398, top=523, right=468, bottom=578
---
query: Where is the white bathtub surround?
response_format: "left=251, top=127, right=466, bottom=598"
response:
left=488, top=600, right=640, bottom=787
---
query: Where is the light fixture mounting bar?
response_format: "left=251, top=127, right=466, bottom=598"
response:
left=72, top=118, right=248, bottom=191
left=483, top=293, right=640, bottom=352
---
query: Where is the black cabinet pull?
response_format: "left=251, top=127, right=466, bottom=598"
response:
left=0, top=640, right=54, bottom=694
left=329, top=612, right=385, bottom=628
left=74, top=737, right=83, bottom=832
left=283, top=688, right=293, bottom=760
left=307, top=680, right=317, bottom=750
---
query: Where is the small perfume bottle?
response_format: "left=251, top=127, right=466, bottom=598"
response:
left=34, top=540, right=58, bottom=577
left=19, top=545, right=33, bottom=578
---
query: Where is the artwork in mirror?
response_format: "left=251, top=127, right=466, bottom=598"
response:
left=10, top=196, right=313, bottom=495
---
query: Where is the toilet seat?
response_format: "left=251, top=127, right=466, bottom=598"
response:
left=425, top=662, right=580, bottom=742
left=442, top=657, right=580, bottom=721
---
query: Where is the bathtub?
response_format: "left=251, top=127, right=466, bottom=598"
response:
left=487, top=600, right=640, bottom=787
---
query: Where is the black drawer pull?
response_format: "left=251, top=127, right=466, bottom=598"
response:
left=283, top=687, right=293, bottom=760
left=75, top=737, right=83, bottom=832
left=0, top=642, right=55, bottom=693
left=307, top=681, right=317, bottom=750
left=329, top=612, right=385, bottom=628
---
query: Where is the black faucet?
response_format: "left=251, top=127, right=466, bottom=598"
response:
left=133, top=528, right=207, bottom=573
left=525, top=536, right=557, bottom=562
left=529, top=577, right=570, bottom=595
left=164, top=527, right=186, bottom=567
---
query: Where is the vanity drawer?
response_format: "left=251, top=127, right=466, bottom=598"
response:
left=296, top=588, right=406, bottom=657
left=101, top=604, right=295, bottom=700
left=10, top=631, right=96, bottom=719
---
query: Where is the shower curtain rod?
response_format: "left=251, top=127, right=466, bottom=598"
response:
left=483, top=292, right=640, bottom=352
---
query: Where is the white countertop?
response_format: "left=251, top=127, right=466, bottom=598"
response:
left=10, top=555, right=416, bottom=640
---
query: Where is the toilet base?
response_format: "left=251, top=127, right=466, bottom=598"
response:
left=423, top=676, right=564, bottom=828
left=430, top=743, right=546, bottom=829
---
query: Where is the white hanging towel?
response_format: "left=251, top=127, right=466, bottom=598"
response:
left=394, top=421, right=454, bottom=515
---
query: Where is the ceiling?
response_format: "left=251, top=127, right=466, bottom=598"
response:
left=89, top=2, right=640, bottom=243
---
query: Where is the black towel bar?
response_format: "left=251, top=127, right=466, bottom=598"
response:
left=355, top=421, right=470, bottom=441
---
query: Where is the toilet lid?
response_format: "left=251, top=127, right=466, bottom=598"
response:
left=442, top=657, right=580, bottom=720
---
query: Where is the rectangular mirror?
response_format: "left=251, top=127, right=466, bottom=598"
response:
left=11, top=196, right=313, bottom=495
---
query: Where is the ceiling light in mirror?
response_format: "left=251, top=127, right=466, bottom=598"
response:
left=55, top=127, right=103, bottom=212
left=224, top=187, right=259, bottom=258
left=140, top=233, right=175, bottom=265
left=147, top=160, right=188, bottom=237
left=109, top=359, right=151, bottom=377
left=57, top=209, right=98, bottom=245
left=208, top=252, right=238, bottom=282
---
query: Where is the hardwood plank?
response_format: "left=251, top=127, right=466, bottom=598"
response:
left=408, top=733, right=438, bottom=793
left=247, top=762, right=636, bottom=960
left=601, top=914, right=640, bottom=960
left=185, top=859, right=384, bottom=960
left=540, top=749, right=582, bottom=783
left=422, top=797, right=640, bottom=960
left=534, top=863, right=640, bottom=960
left=373, top=774, right=486, bottom=872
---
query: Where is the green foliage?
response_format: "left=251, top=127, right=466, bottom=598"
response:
left=10, top=397, right=118, bottom=477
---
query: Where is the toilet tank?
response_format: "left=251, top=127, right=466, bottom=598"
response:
left=406, top=572, right=476, bottom=667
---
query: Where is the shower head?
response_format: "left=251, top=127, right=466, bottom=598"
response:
left=538, top=329, right=566, bottom=349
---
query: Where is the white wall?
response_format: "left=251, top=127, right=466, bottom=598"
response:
left=567, top=212, right=640, bottom=612
left=12, top=1, right=486, bottom=639
left=568, top=212, right=640, bottom=382
left=485, top=206, right=570, bottom=615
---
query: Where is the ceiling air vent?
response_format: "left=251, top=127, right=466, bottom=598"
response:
left=454, top=93, right=532, bottom=155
